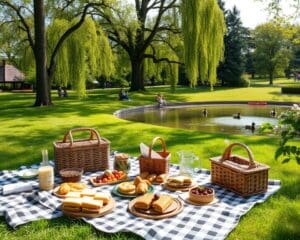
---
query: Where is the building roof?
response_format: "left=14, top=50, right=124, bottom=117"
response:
left=0, top=61, right=25, bottom=83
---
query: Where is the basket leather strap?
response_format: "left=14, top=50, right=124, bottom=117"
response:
left=148, top=137, right=167, bottom=159
left=221, top=142, right=256, bottom=169
left=63, top=128, right=101, bottom=146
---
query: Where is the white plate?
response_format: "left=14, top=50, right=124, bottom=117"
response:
left=17, top=169, right=38, bottom=179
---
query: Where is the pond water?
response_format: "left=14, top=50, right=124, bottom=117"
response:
left=119, top=104, right=289, bottom=135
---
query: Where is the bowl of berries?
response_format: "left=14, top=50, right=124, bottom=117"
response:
left=189, top=185, right=215, bottom=204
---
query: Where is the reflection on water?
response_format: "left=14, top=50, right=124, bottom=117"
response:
left=120, top=105, right=289, bottom=135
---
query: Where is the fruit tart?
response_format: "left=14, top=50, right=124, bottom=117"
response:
left=189, top=186, right=215, bottom=204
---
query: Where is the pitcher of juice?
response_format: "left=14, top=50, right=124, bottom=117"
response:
left=177, top=151, right=199, bottom=177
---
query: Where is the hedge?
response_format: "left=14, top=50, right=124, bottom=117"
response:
left=281, top=85, right=300, bottom=94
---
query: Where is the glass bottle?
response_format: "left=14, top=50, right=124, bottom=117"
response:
left=38, top=149, right=54, bottom=190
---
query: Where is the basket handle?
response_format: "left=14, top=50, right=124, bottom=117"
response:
left=220, top=143, right=256, bottom=169
left=63, top=128, right=101, bottom=146
left=148, top=137, right=167, bottom=159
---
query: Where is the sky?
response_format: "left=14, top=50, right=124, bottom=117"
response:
left=225, top=0, right=299, bottom=29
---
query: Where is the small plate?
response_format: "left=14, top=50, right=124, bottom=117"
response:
left=111, top=183, right=154, bottom=198
left=90, top=176, right=131, bottom=187
left=17, top=169, right=38, bottom=179
left=179, top=192, right=219, bottom=206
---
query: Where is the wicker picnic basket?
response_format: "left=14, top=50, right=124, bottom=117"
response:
left=53, top=128, right=110, bottom=173
left=138, top=137, right=170, bottom=175
left=209, top=143, right=270, bottom=196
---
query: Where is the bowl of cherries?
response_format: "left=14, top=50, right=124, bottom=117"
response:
left=189, top=185, right=215, bottom=203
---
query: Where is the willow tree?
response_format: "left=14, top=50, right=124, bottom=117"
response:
left=0, top=0, right=106, bottom=106
left=181, top=0, right=226, bottom=88
left=47, top=18, right=114, bottom=97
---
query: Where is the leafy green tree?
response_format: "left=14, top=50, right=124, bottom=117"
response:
left=253, top=22, right=292, bottom=84
left=217, top=2, right=246, bottom=86
left=0, top=0, right=105, bottom=105
left=181, top=0, right=226, bottom=88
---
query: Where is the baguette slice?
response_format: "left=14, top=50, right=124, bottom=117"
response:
left=81, top=198, right=103, bottom=209
left=134, top=193, right=154, bottom=210
left=63, top=197, right=82, bottom=208
left=94, top=192, right=110, bottom=204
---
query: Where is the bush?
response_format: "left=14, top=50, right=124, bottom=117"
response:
left=281, top=85, right=300, bottom=94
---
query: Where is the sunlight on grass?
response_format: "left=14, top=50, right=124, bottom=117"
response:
left=0, top=85, right=299, bottom=240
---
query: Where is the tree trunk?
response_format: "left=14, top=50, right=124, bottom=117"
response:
left=130, top=58, right=145, bottom=91
left=33, top=0, right=51, bottom=106
left=269, top=71, right=273, bottom=85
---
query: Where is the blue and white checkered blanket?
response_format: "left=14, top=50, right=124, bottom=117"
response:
left=0, top=156, right=280, bottom=240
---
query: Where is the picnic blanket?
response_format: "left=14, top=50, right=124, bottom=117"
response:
left=0, top=155, right=281, bottom=240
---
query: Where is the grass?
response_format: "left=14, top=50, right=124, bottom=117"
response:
left=0, top=83, right=299, bottom=240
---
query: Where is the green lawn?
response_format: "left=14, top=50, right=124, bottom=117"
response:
left=0, top=84, right=299, bottom=240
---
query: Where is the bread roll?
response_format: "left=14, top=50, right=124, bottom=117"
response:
left=140, top=172, right=149, bottom=179
left=81, top=198, right=103, bottom=209
left=136, top=182, right=148, bottom=194
left=155, top=174, right=167, bottom=183
left=94, top=192, right=110, bottom=204
left=147, top=174, right=157, bottom=182
left=134, top=193, right=154, bottom=210
left=58, top=183, right=70, bottom=195
left=63, top=197, right=82, bottom=208
left=152, top=195, right=173, bottom=213
left=134, top=176, right=143, bottom=186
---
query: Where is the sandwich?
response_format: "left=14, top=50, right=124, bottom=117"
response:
left=94, top=192, right=111, bottom=204
left=64, top=192, right=81, bottom=198
left=134, top=193, right=154, bottom=210
left=61, top=205, right=81, bottom=213
left=167, top=176, right=192, bottom=186
left=80, top=189, right=96, bottom=197
left=81, top=198, right=103, bottom=209
left=63, top=197, right=82, bottom=208
left=152, top=194, right=173, bottom=213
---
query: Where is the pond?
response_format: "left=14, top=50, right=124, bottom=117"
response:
left=117, top=104, right=290, bottom=135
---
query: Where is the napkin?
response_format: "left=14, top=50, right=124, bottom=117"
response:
left=2, top=182, right=33, bottom=195
left=140, top=142, right=164, bottom=159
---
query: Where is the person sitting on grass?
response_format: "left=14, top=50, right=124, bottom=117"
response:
left=233, top=112, right=241, bottom=119
left=119, top=88, right=129, bottom=101
left=156, top=93, right=167, bottom=107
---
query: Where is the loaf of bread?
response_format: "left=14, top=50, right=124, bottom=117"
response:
left=134, top=193, right=154, bottom=210
left=152, top=194, right=173, bottom=213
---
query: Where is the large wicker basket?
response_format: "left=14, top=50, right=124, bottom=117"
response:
left=209, top=143, right=270, bottom=196
left=53, top=128, right=110, bottom=173
left=138, top=137, right=170, bottom=175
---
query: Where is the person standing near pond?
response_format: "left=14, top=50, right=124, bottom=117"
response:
left=156, top=93, right=167, bottom=107
left=202, top=108, right=208, bottom=117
